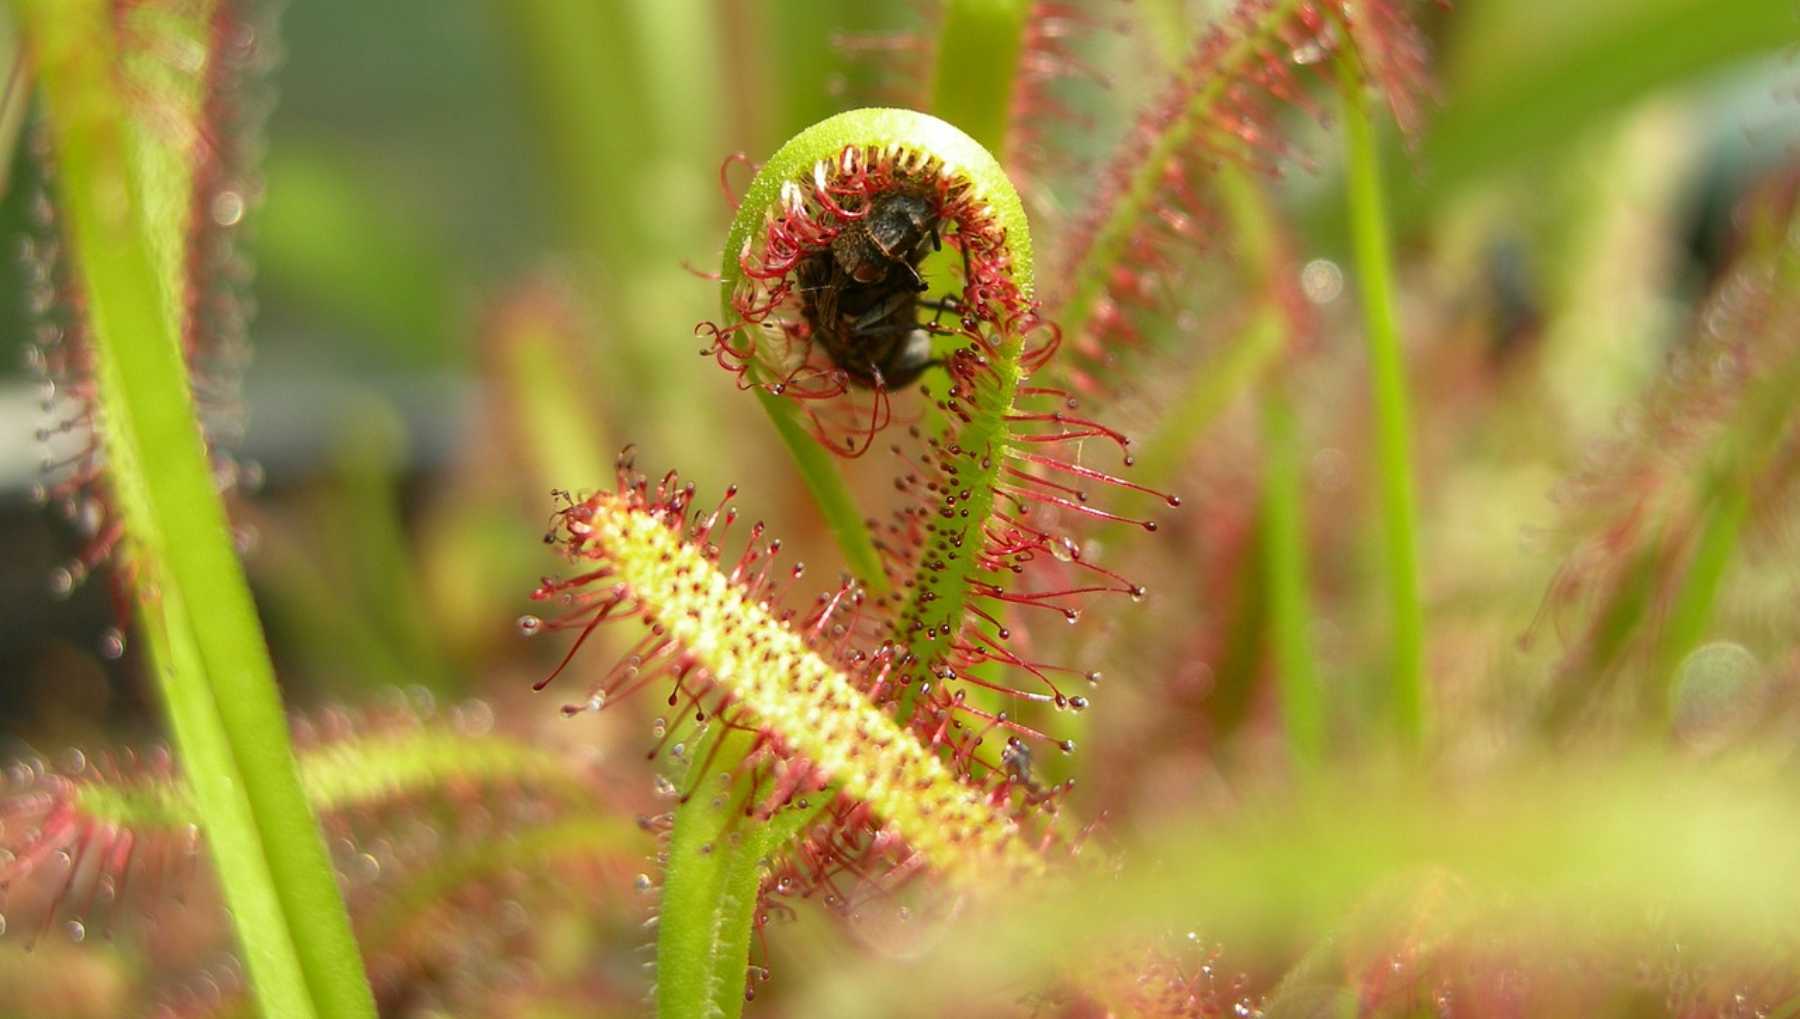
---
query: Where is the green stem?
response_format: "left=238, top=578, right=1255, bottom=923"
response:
left=654, top=728, right=750, bottom=1019
left=1261, top=380, right=1325, bottom=772
left=1336, top=44, right=1426, bottom=752
left=654, top=728, right=816, bottom=1019
left=661, top=110, right=1037, bottom=1013
left=929, top=0, right=1030, bottom=159
left=18, top=4, right=375, bottom=1017
left=894, top=322, right=1027, bottom=722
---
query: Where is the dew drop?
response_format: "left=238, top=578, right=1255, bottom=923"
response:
left=653, top=775, right=678, bottom=799
left=634, top=873, right=654, bottom=893
left=1672, top=641, right=1761, bottom=749
left=516, top=614, right=543, bottom=637
left=1300, top=258, right=1344, bottom=304
left=670, top=741, right=686, bottom=759
left=64, top=919, right=85, bottom=943
left=98, top=627, right=126, bottom=660
left=48, top=567, right=74, bottom=598
left=0, top=913, right=7, bottom=937
left=74, top=497, right=103, bottom=536
left=1290, top=39, right=1329, bottom=65
left=584, top=690, right=608, bottom=713
left=210, top=190, right=246, bottom=227
left=651, top=717, right=667, bottom=740
left=454, top=699, right=496, bottom=736
left=1058, top=739, right=1076, bottom=754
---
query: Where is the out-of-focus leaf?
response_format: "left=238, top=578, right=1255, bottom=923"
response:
left=1419, top=0, right=1800, bottom=206
left=256, top=150, right=458, bottom=367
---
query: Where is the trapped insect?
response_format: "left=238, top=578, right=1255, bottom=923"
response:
left=800, top=185, right=945, bottom=389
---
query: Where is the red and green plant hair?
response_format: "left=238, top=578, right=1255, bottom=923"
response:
left=26, top=0, right=271, bottom=607
left=533, top=107, right=1175, bottom=1014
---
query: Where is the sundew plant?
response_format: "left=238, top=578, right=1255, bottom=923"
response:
left=1, top=1, right=1799, bottom=1016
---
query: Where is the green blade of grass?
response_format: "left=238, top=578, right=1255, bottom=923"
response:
left=1337, top=40, right=1426, bottom=752
left=1262, top=379, right=1325, bottom=773
left=17, top=3, right=376, bottom=1016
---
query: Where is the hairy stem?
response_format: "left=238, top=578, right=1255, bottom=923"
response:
left=686, top=108, right=1040, bottom=1014
left=894, top=319, right=1029, bottom=721
left=1055, top=0, right=1304, bottom=343
left=1124, top=164, right=1292, bottom=500
left=1337, top=42, right=1425, bottom=752
left=655, top=728, right=760, bottom=1019
left=16, top=2, right=377, bottom=1017
left=76, top=728, right=591, bottom=830
left=657, top=729, right=817, bottom=1019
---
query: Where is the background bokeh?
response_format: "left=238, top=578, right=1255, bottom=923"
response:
left=0, top=0, right=1797, bottom=1014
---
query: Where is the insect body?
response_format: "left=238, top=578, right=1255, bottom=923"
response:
left=830, top=187, right=939, bottom=285
left=800, top=186, right=943, bottom=389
